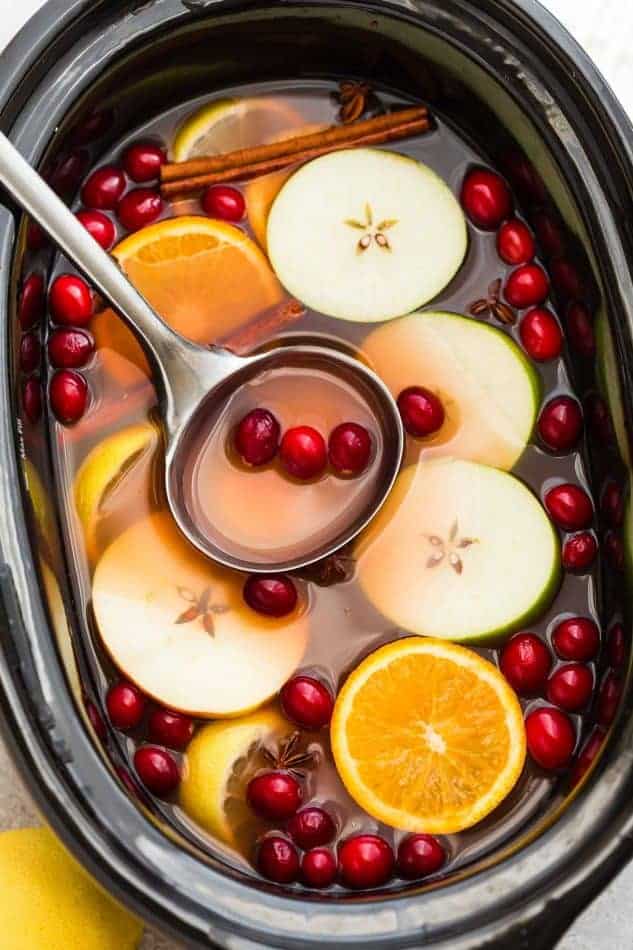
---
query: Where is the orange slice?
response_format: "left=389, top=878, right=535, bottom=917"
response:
left=331, top=638, right=526, bottom=834
left=93, top=216, right=284, bottom=386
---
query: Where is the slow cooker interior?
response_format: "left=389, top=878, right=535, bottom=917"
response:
left=8, top=0, right=633, bottom=922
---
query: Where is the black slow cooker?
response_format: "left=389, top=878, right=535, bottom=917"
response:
left=1, top=1, right=633, bottom=947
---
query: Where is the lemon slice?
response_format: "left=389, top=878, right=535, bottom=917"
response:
left=180, top=708, right=288, bottom=845
left=331, top=637, right=526, bottom=834
left=172, top=96, right=305, bottom=162
left=74, top=422, right=158, bottom=564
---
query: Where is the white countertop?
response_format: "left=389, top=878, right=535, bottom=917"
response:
left=1, top=2, right=632, bottom=948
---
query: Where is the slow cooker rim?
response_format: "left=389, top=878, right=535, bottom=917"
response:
left=1, top=2, right=633, bottom=948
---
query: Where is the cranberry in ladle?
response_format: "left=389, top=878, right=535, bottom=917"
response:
left=117, top=188, right=163, bottom=232
left=397, top=834, right=446, bottom=880
left=202, top=184, right=246, bottom=222
left=234, top=408, right=280, bottom=466
left=504, top=264, right=549, bottom=309
left=544, top=483, right=593, bottom=531
left=552, top=617, right=600, bottom=662
left=301, top=848, right=338, bottom=888
left=287, top=806, right=336, bottom=850
left=257, top=836, right=300, bottom=884
left=48, top=327, right=94, bottom=369
left=281, top=676, right=334, bottom=730
left=280, top=426, right=327, bottom=480
left=122, top=143, right=166, bottom=182
left=497, top=218, right=535, bottom=265
left=49, top=274, right=93, bottom=327
left=81, top=165, right=126, bottom=210
left=460, top=168, right=512, bottom=230
left=243, top=575, right=297, bottom=617
left=519, top=308, right=562, bottom=361
left=562, top=532, right=597, bottom=572
left=397, top=386, right=444, bottom=438
left=106, top=680, right=146, bottom=731
left=525, top=707, right=576, bottom=770
left=328, top=422, right=372, bottom=476
left=500, top=633, right=551, bottom=696
left=546, top=664, right=593, bottom=712
left=134, top=745, right=180, bottom=796
left=49, top=369, right=88, bottom=424
left=247, top=771, right=302, bottom=821
left=338, top=834, right=395, bottom=889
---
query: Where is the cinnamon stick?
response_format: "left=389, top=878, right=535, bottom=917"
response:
left=218, top=298, right=306, bottom=355
left=161, top=111, right=431, bottom=198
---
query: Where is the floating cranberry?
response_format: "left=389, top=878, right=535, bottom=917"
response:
left=519, top=308, right=562, bottom=361
left=546, top=664, right=593, bottom=712
left=27, top=220, right=47, bottom=251
left=281, top=676, right=334, bottom=730
left=552, top=617, right=600, bottom=662
left=604, top=531, right=625, bottom=572
left=148, top=708, right=194, bottom=750
left=525, top=707, right=575, bottom=770
left=19, top=333, right=41, bottom=374
left=134, top=745, right=180, bottom=796
left=500, top=633, right=552, bottom=696
left=500, top=149, right=546, bottom=204
left=248, top=772, right=302, bottom=821
left=257, top=836, right=300, bottom=884
left=49, top=150, right=89, bottom=198
left=460, top=168, right=512, bottom=230
left=18, top=273, right=45, bottom=330
left=122, top=142, right=166, bottom=182
left=338, top=834, right=394, bottom=889
left=85, top=698, right=107, bottom=741
left=550, top=256, right=585, bottom=301
left=49, top=274, right=93, bottom=327
left=280, top=425, right=327, bottom=480
left=585, top=393, right=614, bottom=446
left=288, top=806, right=336, bottom=850
left=600, top=481, right=624, bottom=528
left=504, top=263, right=549, bottom=309
left=49, top=369, right=89, bottom=424
left=48, top=328, right=94, bottom=369
left=22, top=377, right=42, bottom=423
left=545, top=484, right=593, bottom=531
left=76, top=209, right=116, bottom=250
left=234, top=408, right=280, bottom=466
left=566, top=302, right=595, bottom=358
left=202, top=184, right=246, bottom=222
left=301, top=848, right=338, bottom=888
left=328, top=422, right=372, bottom=476
left=596, top=671, right=623, bottom=727
left=538, top=396, right=583, bottom=452
left=496, top=219, right=535, bottom=265
left=243, top=575, right=297, bottom=617
left=81, top=165, right=126, bottom=210
left=106, top=680, right=146, bottom=731
left=530, top=208, right=566, bottom=258
left=117, top=188, right=163, bottom=232
left=562, top=532, right=597, bottom=572
left=570, top=726, right=605, bottom=787
left=397, top=834, right=446, bottom=880
left=397, top=386, right=445, bottom=438
left=607, top=623, right=626, bottom=669
left=71, top=108, right=113, bottom=145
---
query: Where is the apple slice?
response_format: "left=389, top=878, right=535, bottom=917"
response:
left=267, top=149, right=467, bottom=322
left=356, top=459, right=560, bottom=644
left=92, top=512, right=308, bottom=717
left=596, top=308, right=631, bottom=466
left=362, top=311, right=540, bottom=470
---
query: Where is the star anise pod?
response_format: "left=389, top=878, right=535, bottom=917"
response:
left=469, top=278, right=516, bottom=325
left=299, top=552, right=356, bottom=587
left=337, top=80, right=372, bottom=124
left=262, top=732, right=318, bottom=777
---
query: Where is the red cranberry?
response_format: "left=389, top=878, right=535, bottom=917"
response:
left=397, top=386, right=445, bottom=438
left=19, top=333, right=41, bottom=374
left=202, top=185, right=246, bottom=222
left=106, top=681, right=146, bottom=730
left=552, top=617, right=600, bottom=662
left=48, top=328, right=94, bottom=369
left=71, top=108, right=113, bottom=145
left=545, top=484, right=593, bottom=531
left=328, top=422, right=372, bottom=476
left=49, top=274, right=93, bottom=327
left=22, top=377, right=42, bottom=423
left=397, top=834, right=446, bottom=880
left=525, top=707, right=575, bottom=770
left=148, top=708, right=194, bottom=750
left=562, top=532, right=597, bottom=572
left=601, top=481, right=624, bottom=528
left=49, top=150, right=89, bottom=198
left=604, top=530, right=625, bottom=571
left=287, top=806, right=336, bottom=849
left=566, top=302, right=595, bottom=358
left=519, top=308, right=562, bottom=361
left=596, top=671, right=623, bottom=727
left=301, top=848, right=338, bottom=888
left=538, top=396, right=583, bottom=452
left=257, top=836, right=300, bottom=884
left=134, top=745, right=180, bottom=796
left=500, top=149, right=546, bottom=203
left=504, top=264, right=549, bottom=309
left=585, top=394, right=614, bottom=446
left=547, top=664, right=593, bottom=712
left=49, top=369, right=89, bottom=424
left=607, top=623, right=626, bottom=669
left=76, top=209, right=116, bottom=250
left=243, top=575, right=297, bottom=617
left=234, top=408, right=280, bottom=465
left=338, top=835, right=394, bottom=889
left=497, top=219, right=535, bottom=265
left=117, top=188, right=163, bottom=232
left=460, top=168, right=512, bottom=230
left=530, top=208, right=566, bottom=258
left=280, top=426, right=327, bottom=480
left=84, top=698, right=107, bottom=741
left=550, top=257, right=585, bottom=300
left=247, top=772, right=302, bottom=821
left=18, top=273, right=45, bottom=330
left=81, top=165, right=126, bottom=210
left=570, top=726, right=605, bottom=787
left=27, top=220, right=47, bottom=251
left=281, top=675, right=334, bottom=729
left=500, top=633, right=552, bottom=696
left=122, top=142, right=166, bottom=182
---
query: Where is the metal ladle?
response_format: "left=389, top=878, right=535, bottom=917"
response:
left=0, top=133, right=404, bottom=573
